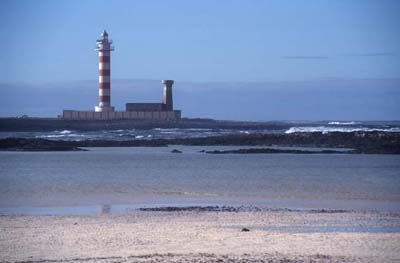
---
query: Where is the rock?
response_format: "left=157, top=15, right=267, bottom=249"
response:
left=171, top=149, right=182, bottom=153
left=1, top=131, right=399, bottom=154
left=205, top=148, right=345, bottom=154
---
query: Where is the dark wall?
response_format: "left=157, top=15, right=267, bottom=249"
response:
left=125, top=103, right=164, bottom=112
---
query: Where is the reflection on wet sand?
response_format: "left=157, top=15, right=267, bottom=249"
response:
left=101, top=204, right=111, bottom=214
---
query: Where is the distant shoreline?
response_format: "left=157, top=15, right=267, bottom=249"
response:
left=0, top=117, right=293, bottom=132
left=1, top=117, right=400, bottom=132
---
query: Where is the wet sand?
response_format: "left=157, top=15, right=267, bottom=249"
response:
left=1, top=210, right=400, bottom=262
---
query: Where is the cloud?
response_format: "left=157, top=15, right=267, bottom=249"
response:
left=282, top=56, right=329, bottom=60
left=282, top=52, right=395, bottom=60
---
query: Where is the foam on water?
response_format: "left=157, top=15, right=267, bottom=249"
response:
left=328, top=121, right=358, bottom=125
left=285, top=126, right=400, bottom=134
left=36, top=133, right=85, bottom=139
left=1, top=121, right=399, bottom=141
left=59, top=130, right=72, bottom=134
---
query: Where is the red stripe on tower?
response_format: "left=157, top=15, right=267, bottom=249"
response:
left=99, top=95, right=111, bottom=102
left=99, top=56, right=110, bottom=63
left=99, top=69, right=110, bottom=76
left=99, top=83, right=110, bottom=89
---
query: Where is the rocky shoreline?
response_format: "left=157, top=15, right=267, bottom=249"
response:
left=1, top=117, right=399, bottom=132
left=137, top=206, right=350, bottom=213
left=0, top=138, right=86, bottom=152
left=1, top=131, right=399, bottom=154
left=205, top=148, right=347, bottom=154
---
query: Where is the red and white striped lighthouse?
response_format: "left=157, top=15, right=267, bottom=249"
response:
left=95, top=30, right=115, bottom=112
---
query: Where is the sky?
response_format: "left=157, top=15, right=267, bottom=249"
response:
left=0, top=0, right=399, bottom=120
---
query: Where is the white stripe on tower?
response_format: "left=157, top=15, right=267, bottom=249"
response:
left=99, top=89, right=110, bottom=96
left=99, top=76, right=110, bottom=83
left=99, top=63, right=110, bottom=70
left=98, top=50, right=110, bottom=56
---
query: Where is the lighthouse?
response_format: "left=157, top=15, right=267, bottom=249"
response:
left=95, top=30, right=115, bottom=112
left=62, top=29, right=181, bottom=121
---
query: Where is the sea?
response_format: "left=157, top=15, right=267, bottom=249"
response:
left=0, top=121, right=400, bottom=141
left=0, top=121, right=399, bottom=215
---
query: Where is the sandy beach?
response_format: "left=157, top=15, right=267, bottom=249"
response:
left=1, top=210, right=400, bottom=263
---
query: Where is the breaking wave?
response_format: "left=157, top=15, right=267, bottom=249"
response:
left=328, top=121, right=358, bottom=125
left=2, top=122, right=399, bottom=141
left=285, top=126, right=400, bottom=134
left=59, top=130, right=72, bottom=134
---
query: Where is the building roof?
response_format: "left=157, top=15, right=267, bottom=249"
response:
left=101, top=30, right=108, bottom=38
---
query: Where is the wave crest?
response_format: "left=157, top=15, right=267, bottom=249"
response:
left=285, top=126, right=400, bottom=134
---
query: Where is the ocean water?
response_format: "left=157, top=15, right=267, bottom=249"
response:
left=0, top=128, right=256, bottom=141
left=1, top=121, right=399, bottom=141
left=1, top=146, right=399, bottom=214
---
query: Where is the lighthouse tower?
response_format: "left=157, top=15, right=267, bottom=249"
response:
left=95, top=30, right=115, bottom=112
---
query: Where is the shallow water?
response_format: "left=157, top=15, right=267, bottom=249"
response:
left=260, top=225, right=400, bottom=234
left=0, top=146, right=400, bottom=214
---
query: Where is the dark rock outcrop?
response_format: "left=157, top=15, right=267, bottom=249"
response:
left=0, top=138, right=84, bottom=151
left=206, top=148, right=346, bottom=154
left=1, top=131, right=399, bottom=154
